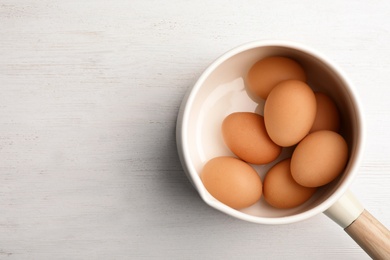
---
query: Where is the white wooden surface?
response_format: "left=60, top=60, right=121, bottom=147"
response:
left=1, top=1, right=389, bottom=259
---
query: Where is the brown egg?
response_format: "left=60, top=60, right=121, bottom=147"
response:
left=201, top=156, right=262, bottom=209
left=222, top=112, right=282, bottom=164
left=310, top=92, right=340, bottom=133
left=264, top=80, right=317, bottom=147
left=263, top=159, right=316, bottom=209
left=291, top=130, right=348, bottom=187
left=247, top=56, right=306, bottom=100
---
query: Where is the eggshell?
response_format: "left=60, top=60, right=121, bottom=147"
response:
left=291, top=130, right=349, bottom=187
left=222, top=112, right=282, bottom=164
left=264, top=80, right=317, bottom=147
left=201, top=156, right=262, bottom=209
left=263, top=159, right=316, bottom=209
left=247, top=56, right=306, bottom=100
left=310, top=92, right=340, bottom=133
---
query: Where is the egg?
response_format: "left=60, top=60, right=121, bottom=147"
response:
left=291, top=130, right=348, bottom=187
left=310, top=92, right=340, bottom=133
left=222, top=112, right=282, bottom=164
left=263, top=159, right=316, bottom=209
left=247, top=56, right=306, bottom=100
left=201, top=156, right=262, bottom=209
left=264, top=80, right=317, bottom=147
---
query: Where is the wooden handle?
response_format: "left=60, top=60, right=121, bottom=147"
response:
left=345, top=209, right=390, bottom=259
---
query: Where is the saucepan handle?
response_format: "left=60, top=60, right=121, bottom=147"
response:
left=325, top=190, right=390, bottom=259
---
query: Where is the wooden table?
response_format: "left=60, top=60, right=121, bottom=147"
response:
left=1, top=1, right=389, bottom=259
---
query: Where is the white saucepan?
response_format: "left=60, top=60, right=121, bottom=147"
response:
left=176, top=41, right=390, bottom=259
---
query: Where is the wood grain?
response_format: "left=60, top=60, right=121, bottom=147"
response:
left=345, top=210, right=390, bottom=259
left=1, top=0, right=390, bottom=259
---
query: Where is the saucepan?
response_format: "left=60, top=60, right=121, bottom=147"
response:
left=176, top=41, right=390, bottom=259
